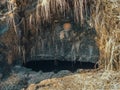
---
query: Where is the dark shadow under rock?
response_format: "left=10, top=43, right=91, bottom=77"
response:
left=23, top=60, right=98, bottom=72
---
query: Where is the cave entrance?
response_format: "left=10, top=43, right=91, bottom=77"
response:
left=23, top=60, right=98, bottom=72
left=21, top=0, right=99, bottom=72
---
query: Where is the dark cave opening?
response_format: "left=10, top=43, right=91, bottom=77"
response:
left=23, top=60, right=98, bottom=72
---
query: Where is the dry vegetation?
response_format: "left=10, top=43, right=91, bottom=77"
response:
left=25, top=70, right=120, bottom=90
left=91, top=0, right=120, bottom=70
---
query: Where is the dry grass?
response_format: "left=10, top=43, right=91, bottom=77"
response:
left=90, top=0, right=120, bottom=71
left=25, top=70, right=120, bottom=90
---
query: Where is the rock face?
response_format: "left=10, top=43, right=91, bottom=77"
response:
left=0, top=22, right=9, bottom=36
left=30, top=24, right=99, bottom=63
left=0, top=42, right=12, bottom=79
left=0, top=65, right=73, bottom=90
left=0, top=0, right=99, bottom=64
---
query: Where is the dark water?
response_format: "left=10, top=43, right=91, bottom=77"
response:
left=23, top=60, right=98, bottom=72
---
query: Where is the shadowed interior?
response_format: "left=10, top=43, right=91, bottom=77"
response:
left=23, top=60, right=98, bottom=72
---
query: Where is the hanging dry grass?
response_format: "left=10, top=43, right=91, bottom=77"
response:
left=74, top=0, right=84, bottom=24
left=36, top=0, right=88, bottom=23
left=36, top=0, right=70, bottom=22
left=91, top=0, right=120, bottom=70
